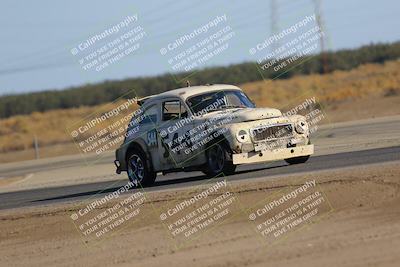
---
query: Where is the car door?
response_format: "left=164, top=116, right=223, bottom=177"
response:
left=157, top=98, right=194, bottom=169
left=125, top=103, right=163, bottom=172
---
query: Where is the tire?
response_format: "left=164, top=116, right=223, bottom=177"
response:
left=126, top=149, right=156, bottom=187
left=284, top=155, right=310, bottom=165
left=203, top=141, right=236, bottom=177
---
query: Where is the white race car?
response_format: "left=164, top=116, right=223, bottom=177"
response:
left=114, top=84, right=313, bottom=186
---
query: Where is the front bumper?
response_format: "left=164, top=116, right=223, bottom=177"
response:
left=232, top=144, right=314, bottom=165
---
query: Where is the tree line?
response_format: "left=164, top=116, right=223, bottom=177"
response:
left=0, top=41, right=399, bottom=118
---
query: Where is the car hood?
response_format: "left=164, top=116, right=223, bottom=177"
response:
left=201, top=107, right=282, bottom=123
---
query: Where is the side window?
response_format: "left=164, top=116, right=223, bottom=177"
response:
left=141, top=105, right=158, bottom=124
left=163, top=100, right=180, bottom=121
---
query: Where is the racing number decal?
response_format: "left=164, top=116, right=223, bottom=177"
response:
left=158, top=130, right=192, bottom=159
left=161, top=132, right=179, bottom=158
left=147, top=129, right=158, bottom=147
left=171, top=133, right=180, bottom=155
left=158, top=130, right=170, bottom=158
left=184, top=130, right=193, bottom=149
left=159, top=131, right=182, bottom=159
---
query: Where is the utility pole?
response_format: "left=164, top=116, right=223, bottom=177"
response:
left=313, top=0, right=329, bottom=73
left=33, top=134, right=40, bottom=159
left=270, top=0, right=279, bottom=52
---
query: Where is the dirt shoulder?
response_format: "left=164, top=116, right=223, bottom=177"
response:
left=1, top=161, right=399, bottom=267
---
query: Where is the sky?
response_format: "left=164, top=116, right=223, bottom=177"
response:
left=0, top=0, right=399, bottom=95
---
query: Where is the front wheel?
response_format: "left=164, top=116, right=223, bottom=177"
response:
left=203, top=142, right=236, bottom=177
left=126, top=150, right=156, bottom=187
left=284, top=155, right=310, bottom=165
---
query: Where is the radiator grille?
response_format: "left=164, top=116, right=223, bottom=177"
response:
left=251, top=124, right=293, bottom=142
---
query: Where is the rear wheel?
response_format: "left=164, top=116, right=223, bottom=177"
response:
left=203, top=142, right=236, bottom=177
left=126, top=149, right=156, bottom=187
left=284, top=155, right=310, bottom=165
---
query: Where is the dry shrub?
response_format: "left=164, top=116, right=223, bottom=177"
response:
left=1, top=60, right=400, bottom=153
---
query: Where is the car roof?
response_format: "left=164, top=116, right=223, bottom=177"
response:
left=140, top=84, right=242, bottom=105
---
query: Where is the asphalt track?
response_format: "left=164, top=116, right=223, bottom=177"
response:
left=0, top=145, right=399, bottom=210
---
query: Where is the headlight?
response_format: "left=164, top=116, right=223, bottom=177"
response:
left=236, top=129, right=250, bottom=143
left=295, top=120, right=308, bottom=134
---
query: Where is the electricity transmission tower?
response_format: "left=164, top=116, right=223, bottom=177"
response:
left=270, top=0, right=329, bottom=72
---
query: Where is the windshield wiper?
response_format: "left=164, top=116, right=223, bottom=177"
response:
left=221, top=105, right=246, bottom=109
left=199, top=105, right=245, bottom=114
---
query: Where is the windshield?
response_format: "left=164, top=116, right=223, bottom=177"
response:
left=186, top=90, right=255, bottom=115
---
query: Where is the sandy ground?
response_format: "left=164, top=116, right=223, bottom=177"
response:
left=0, top=161, right=399, bottom=267
left=323, top=94, right=400, bottom=123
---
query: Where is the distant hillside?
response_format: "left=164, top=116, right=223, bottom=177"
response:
left=1, top=60, right=399, bottom=155
left=0, top=41, right=399, bottom=118
left=242, top=60, right=400, bottom=107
